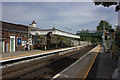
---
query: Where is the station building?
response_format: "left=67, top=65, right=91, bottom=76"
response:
left=31, top=28, right=80, bottom=50
left=29, top=21, right=80, bottom=50
left=1, top=21, right=80, bottom=52
left=1, top=21, right=28, bottom=53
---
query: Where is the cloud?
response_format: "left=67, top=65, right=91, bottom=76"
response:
left=2, top=0, right=93, bottom=2
left=2, top=2, right=117, bottom=33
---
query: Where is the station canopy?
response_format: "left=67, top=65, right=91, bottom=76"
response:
left=31, top=27, right=80, bottom=39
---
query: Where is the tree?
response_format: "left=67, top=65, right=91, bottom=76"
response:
left=82, top=29, right=84, bottom=31
left=80, top=29, right=89, bottom=33
left=97, top=20, right=112, bottom=31
left=86, top=29, right=89, bottom=33
left=94, top=0, right=119, bottom=12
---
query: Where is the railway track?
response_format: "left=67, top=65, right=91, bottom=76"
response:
left=2, top=44, right=96, bottom=80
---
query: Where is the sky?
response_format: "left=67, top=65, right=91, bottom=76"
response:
left=2, top=2, right=118, bottom=33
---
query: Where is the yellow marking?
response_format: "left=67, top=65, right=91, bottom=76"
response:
left=0, top=45, right=83, bottom=60
left=83, top=45, right=100, bottom=80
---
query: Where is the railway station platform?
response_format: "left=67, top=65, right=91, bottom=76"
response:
left=51, top=45, right=117, bottom=79
left=87, top=45, right=118, bottom=79
left=1, top=50, right=42, bottom=59
left=51, top=45, right=100, bottom=79
left=0, top=45, right=86, bottom=62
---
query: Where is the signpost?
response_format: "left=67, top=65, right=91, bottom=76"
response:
left=28, top=26, right=32, bottom=51
left=103, top=22, right=106, bottom=53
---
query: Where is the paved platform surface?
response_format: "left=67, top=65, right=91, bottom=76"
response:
left=87, top=46, right=118, bottom=79
left=0, top=45, right=85, bottom=60
left=2, top=50, right=41, bottom=58
left=51, top=45, right=118, bottom=80
left=1, top=50, right=42, bottom=58
left=51, top=45, right=100, bottom=80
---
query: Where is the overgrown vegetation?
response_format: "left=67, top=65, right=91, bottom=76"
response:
left=97, top=20, right=112, bottom=31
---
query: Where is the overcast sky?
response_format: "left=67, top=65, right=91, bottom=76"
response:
left=2, top=2, right=118, bottom=33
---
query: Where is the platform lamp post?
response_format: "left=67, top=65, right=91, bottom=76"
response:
left=102, top=22, right=106, bottom=53
left=44, top=35, right=46, bottom=50
left=114, top=24, right=120, bottom=54
left=27, top=25, right=29, bottom=51
left=28, top=24, right=32, bottom=51
left=118, top=26, right=120, bottom=80
left=114, top=24, right=120, bottom=79
left=109, top=28, right=115, bottom=58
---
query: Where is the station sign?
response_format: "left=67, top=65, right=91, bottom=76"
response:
left=17, top=38, right=21, bottom=45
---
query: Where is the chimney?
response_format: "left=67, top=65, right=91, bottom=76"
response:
left=30, top=20, right=36, bottom=27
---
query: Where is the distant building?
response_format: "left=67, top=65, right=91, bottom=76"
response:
left=31, top=27, right=80, bottom=50
left=0, top=21, right=81, bottom=52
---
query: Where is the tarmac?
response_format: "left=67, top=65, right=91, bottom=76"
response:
left=51, top=45, right=100, bottom=80
left=86, top=45, right=118, bottom=79
left=51, top=45, right=118, bottom=80
left=1, top=50, right=42, bottom=58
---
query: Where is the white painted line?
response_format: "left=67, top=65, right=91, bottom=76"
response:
left=50, top=45, right=98, bottom=80
left=52, top=74, right=61, bottom=79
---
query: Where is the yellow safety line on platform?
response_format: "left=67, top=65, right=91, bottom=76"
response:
left=0, top=49, right=63, bottom=60
left=0, top=45, right=83, bottom=60
left=83, top=45, right=100, bottom=80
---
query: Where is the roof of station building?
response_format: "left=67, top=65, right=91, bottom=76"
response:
left=31, top=27, right=80, bottom=39
left=1, top=21, right=28, bottom=33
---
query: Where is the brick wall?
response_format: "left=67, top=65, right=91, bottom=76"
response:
left=2, top=21, right=29, bottom=52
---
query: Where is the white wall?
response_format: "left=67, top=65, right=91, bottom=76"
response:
left=10, top=36, right=15, bottom=52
